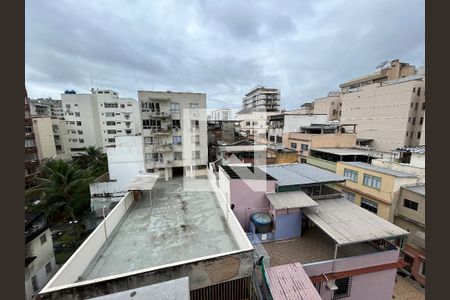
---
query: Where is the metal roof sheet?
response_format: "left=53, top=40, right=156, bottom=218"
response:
left=259, top=163, right=347, bottom=187
left=266, top=191, right=318, bottom=210
left=267, top=262, right=321, bottom=300
left=311, top=148, right=381, bottom=156
left=125, top=174, right=160, bottom=191
left=303, top=198, right=409, bottom=245
left=340, top=162, right=417, bottom=178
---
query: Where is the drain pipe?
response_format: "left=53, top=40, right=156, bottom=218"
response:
left=332, top=243, right=339, bottom=272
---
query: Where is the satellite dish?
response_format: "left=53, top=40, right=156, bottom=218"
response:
left=376, top=60, right=389, bottom=69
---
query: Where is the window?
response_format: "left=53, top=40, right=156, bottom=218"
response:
left=417, top=87, right=421, bottom=96
left=343, top=190, right=356, bottom=203
left=31, top=275, right=39, bottom=292
left=77, top=130, right=83, bottom=134
left=76, top=121, right=82, bottom=126
left=191, top=120, right=199, bottom=128
left=125, top=129, right=132, bottom=134
left=343, top=169, right=358, bottom=182
left=174, top=152, right=183, bottom=160
left=420, top=260, right=425, bottom=277
left=361, top=198, right=378, bottom=214
left=413, top=87, right=416, bottom=93
left=171, top=103, right=180, bottom=113
left=193, top=135, right=200, bottom=145
left=332, top=277, right=352, bottom=299
left=108, top=138, right=115, bottom=143
left=276, top=136, right=282, bottom=143
left=74, top=104, right=78, bottom=107
left=422, top=102, right=425, bottom=110
left=410, top=103, right=413, bottom=108
left=415, top=103, right=418, bottom=111
left=105, top=112, right=115, bottom=117
left=40, top=233, right=47, bottom=245
left=290, top=142, right=297, bottom=149
left=79, top=139, right=84, bottom=143
left=65, top=104, right=71, bottom=109
left=314, top=282, right=322, bottom=295
left=106, top=121, right=116, bottom=126
left=107, top=130, right=117, bottom=134
left=144, top=137, right=155, bottom=145
left=417, top=132, right=421, bottom=139
left=300, top=144, right=309, bottom=151
left=104, top=103, right=118, bottom=108
left=120, top=104, right=125, bottom=108
left=75, top=112, right=80, bottom=117
left=25, top=139, right=35, bottom=147
left=419, top=117, right=424, bottom=125
left=192, top=150, right=201, bottom=159
left=127, top=103, right=132, bottom=106
left=172, top=120, right=181, bottom=129
left=405, top=131, right=408, bottom=137
left=300, top=158, right=307, bottom=163
left=173, top=136, right=182, bottom=145
left=402, top=253, right=414, bottom=273
left=411, top=117, right=416, bottom=125
left=363, top=174, right=381, bottom=189
left=404, top=199, right=419, bottom=211
left=246, top=121, right=251, bottom=126
left=45, top=262, right=52, bottom=274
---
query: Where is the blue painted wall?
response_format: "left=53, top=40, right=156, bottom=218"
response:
left=274, top=212, right=302, bottom=240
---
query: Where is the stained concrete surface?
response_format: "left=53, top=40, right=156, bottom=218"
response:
left=83, top=176, right=239, bottom=280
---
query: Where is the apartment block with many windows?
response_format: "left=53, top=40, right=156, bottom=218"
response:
left=138, top=91, right=208, bottom=179
left=25, top=89, right=40, bottom=190
left=61, top=89, right=140, bottom=154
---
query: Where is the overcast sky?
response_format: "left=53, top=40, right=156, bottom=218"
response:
left=25, top=0, right=424, bottom=110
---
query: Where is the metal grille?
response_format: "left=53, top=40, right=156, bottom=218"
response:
left=190, top=276, right=252, bottom=300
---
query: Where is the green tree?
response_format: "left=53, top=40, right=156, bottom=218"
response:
left=75, top=146, right=108, bottom=177
left=26, top=160, right=92, bottom=221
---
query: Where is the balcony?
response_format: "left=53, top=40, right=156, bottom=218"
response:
left=152, top=143, right=173, bottom=152
left=142, top=110, right=171, bottom=119
left=143, top=128, right=172, bottom=135
left=145, top=159, right=170, bottom=169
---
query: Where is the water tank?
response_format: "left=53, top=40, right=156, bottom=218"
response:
left=251, top=213, right=272, bottom=234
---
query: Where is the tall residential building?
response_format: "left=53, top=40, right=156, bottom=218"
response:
left=339, top=59, right=417, bottom=93
left=242, top=86, right=280, bottom=112
left=210, top=108, right=233, bottom=121
left=29, top=98, right=64, bottom=119
left=25, top=89, right=40, bottom=190
left=60, top=89, right=141, bottom=154
left=340, top=75, right=425, bottom=151
left=138, top=91, right=208, bottom=179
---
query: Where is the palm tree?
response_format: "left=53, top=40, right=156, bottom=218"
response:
left=26, top=160, right=91, bottom=221
left=75, top=146, right=108, bottom=177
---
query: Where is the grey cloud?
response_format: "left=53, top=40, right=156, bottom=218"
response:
left=26, top=0, right=424, bottom=110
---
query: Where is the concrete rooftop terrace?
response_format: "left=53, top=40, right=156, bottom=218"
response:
left=82, top=176, right=240, bottom=281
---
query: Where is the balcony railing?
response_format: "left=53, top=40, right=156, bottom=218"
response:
left=152, top=143, right=173, bottom=152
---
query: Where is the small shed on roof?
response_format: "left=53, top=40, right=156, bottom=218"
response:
left=266, top=191, right=318, bottom=210
left=267, top=262, right=321, bottom=300
left=125, top=174, right=160, bottom=191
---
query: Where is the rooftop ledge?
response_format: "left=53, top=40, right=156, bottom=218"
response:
left=40, top=176, right=253, bottom=298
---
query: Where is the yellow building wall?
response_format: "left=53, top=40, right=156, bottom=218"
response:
left=335, top=162, right=418, bottom=222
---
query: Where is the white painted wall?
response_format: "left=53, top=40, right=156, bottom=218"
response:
left=25, top=229, right=57, bottom=300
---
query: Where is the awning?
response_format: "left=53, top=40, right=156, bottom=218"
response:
left=266, top=191, right=318, bottom=210
left=303, top=198, right=408, bottom=246
left=125, top=174, right=160, bottom=191
left=267, top=262, right=321, bottom=300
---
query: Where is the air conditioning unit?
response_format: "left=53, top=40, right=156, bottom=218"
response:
left=326, top=280, right=338, bottom=291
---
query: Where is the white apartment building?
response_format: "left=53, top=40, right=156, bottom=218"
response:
left=267, top=113, right=328, bottom=147
left=210, top=108, right=233, bottom=121
left=235, top=110, right=279, bottom=143
left=25, top=213, right=57, bottom=300
left=340, top=76, right=425, bottom=152
left=61, top=89, right=141, bottom=154
left=242, top=86, right=280, bottom=112
left=138, top=91, right=208, bottom=179
left=29, top=98, right=64, bottom=119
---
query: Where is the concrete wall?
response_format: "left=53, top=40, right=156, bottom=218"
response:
left=303, top=156, right=337, bottom=172
left=229, top=179, right=276, bottom=230
left=285, top=133, right=357, bottom=156
left=340, top=80, right=425, bottom=152
left=33, top=117, right=58, bottom=160
left=372, top=159, right=425, bottom=183
left=25, top=228, right=57, bottom=300
left=313, top=95, right=341, bottom=121
left=401, top=243, right=426, bottom=286
left=396, top=188, right=425, bottom=227
left=303, top=248, right=399, bottom=300
left=273, top=211, right=301, bottom=240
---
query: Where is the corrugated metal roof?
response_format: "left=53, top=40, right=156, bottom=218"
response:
left=259, top=163, right=347, bottom=187
left=266, top=191, right=318, bottom=210
left=340, top=162, right=417, bottom=178
left=402, top=184, right=425, bottom=196
left=303, top=198, right=409, bottom=245
left=267, top=262, right=321, bottom=300
left=125, top=174, right=160, bottom=191
left=311, top=147, right=381, bottom=156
